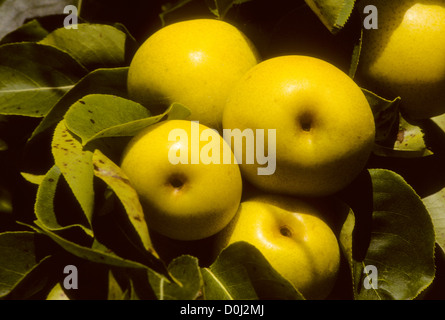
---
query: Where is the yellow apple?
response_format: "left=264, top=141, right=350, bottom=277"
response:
left=127, top=19, right=260, bottom=131
left=357, top=0, right=445, bottom=119
left=223, top=55, right=375, bottom=197
left=120, top=120, right=242, bottom=241
left=226, top=194, right=340, bottom=300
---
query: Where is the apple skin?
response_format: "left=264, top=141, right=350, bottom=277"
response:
left=226, top=194, right=341, bottom=300
left=357, top=0, right=445, bottom=119
left=127, top=19, right=260, bottom=132
left=120, top=120, right=242, bottom=241
left=223, top=55, right=375, bottom=197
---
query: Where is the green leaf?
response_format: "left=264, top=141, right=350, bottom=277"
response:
left=363, top=89, right=431, bottom=158
left=46, top=282, right=70, bottom=300
left=362, top=88, right=400, bottom=147
left=29, top=67, right=128, bottom=141
left=92, top=149, right=155, bottom=256
left=51, top=120, right=94, bottom=225
left=202, top=241, right=304, bottom=300
left=148, top=255, right=202, bottom=300
left=431, top=113, right=445, bottom=133
left=39, top=23, right=132, bottom=70
left=0, top=231, right=51, bottom=298
left=348, top=28, right=363, bottom=78
left=34, top=220, right=156, bottom=271
left=107, top=270, right=126, bottom=300
left=304, top=0, right=356, bottom=34
left=34, top=165, right=93, bottom=237
left=0, top=43, right=87, bottom=117
left=64, top=94, right=150, bottom=144
left=64, top=95, right=190, bottom=146
left=20, top=172, right=46, bottom=185
left=339, top=169, right=436, bottom=300
left=422, top=114, right=445, bottom=253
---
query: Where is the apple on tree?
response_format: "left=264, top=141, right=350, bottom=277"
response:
left=120, top=119, right=242, bottom=241
left=357, top=0, right=445, bottom=119
left=226, top=194, right=341, bottom=300
left=127, top=18, right=260, bottom=132
left=223, top=55, right=376, bottom=197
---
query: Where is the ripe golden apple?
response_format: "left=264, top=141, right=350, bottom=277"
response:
left=127, top=19, right=260, bottom=131
left=120, top=120, right=242, bottom=241
left=226, top=194, right=340, bottom=300
left=357, top=0, right=445, bottom=119
left=223, top=55, right=375, bottom=197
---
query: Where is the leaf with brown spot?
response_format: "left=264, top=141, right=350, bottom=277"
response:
left=64, top=94, right=190, bottom=146
left=29, top=67, right=129, bottom=142
left=52, top=120, right=94, bottom=226
left=92, top=149, right=156, bottom=256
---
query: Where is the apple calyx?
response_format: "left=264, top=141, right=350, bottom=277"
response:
left=279, top=225, right=293, bottom=237
left=167, top=173, right=187, bottom=191
left=298, top=111, right=314, bottom=132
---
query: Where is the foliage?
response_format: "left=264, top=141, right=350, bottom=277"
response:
left=0, top=0, right=444, bottom=300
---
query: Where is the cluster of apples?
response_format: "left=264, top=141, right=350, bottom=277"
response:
left=119, top=0, right=445, bottom=299
left=120, top=18, right=371, bottom=300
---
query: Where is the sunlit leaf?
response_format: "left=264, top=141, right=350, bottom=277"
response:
left=46, top=282, right=70, bottom=300
left=92, top=149, right=155, bottom=256
left=51, top=120, right=94, bottom=225
left=20, top=172, right=46, bottom=185
left=64, top=95, right=190, bottom=146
